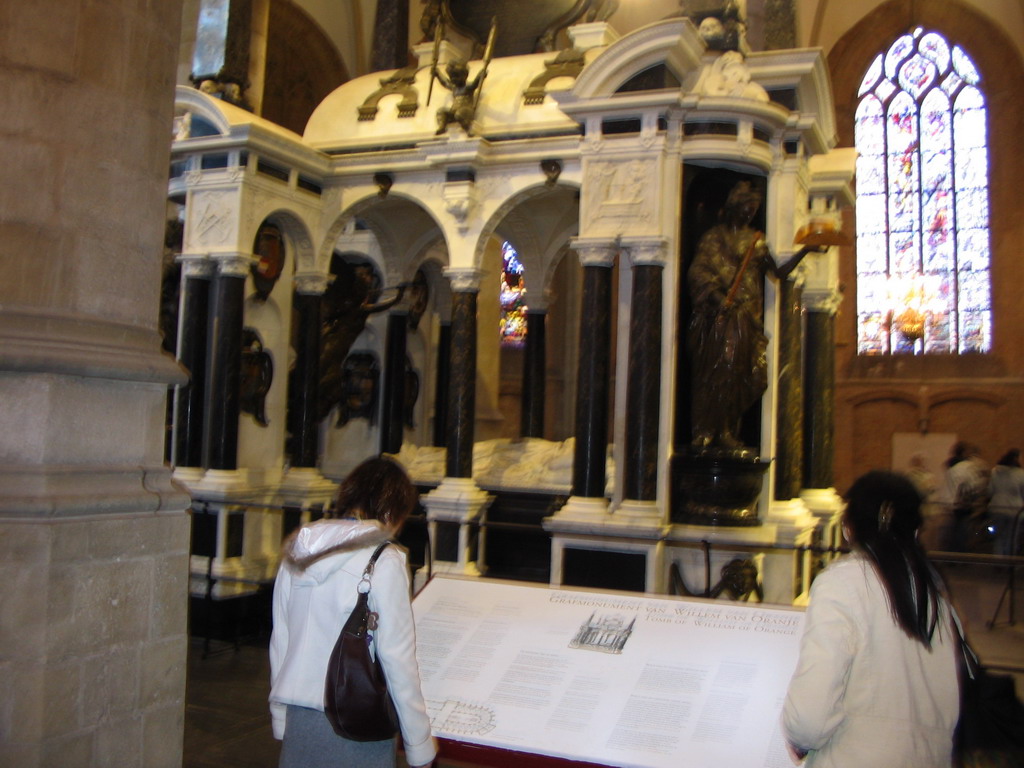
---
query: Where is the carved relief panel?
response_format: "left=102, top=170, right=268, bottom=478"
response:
left=582, top=158, right=658, bottom=237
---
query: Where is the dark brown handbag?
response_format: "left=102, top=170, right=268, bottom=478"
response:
left=324, top=541, right=399, bottom=741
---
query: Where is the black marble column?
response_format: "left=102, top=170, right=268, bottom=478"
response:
left=370, top=0, right=409, bottom=72
left=202, top=259, right=247, bottom=471
left=290, top=285, right=323, bottom=468
left=572, top=250, right=614, bottom=499
left=381, top=312, right=408, bottom=455
left=433, top=322, right=451, bottom=448
left=446, top=291, right=477, bottom=478
left=775, top=278, right=804, bottom=501
left=520, top=310, right=547, bottom=438
left=763, top=0, right=797, bottom=50
left=804, top=305, right=836, bottom=489
left=624, top=261, right=663, bottom=502
left=173, top=262, right=212, bottom=468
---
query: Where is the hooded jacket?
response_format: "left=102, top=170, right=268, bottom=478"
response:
left=783, top=554, right=959, bottom=768
left=269, top=518, right=437, bottom=767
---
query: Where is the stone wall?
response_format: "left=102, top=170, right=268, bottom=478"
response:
left=0, top=1, right=190, bottom=766
left=829, top=0, right=1024, bottom=489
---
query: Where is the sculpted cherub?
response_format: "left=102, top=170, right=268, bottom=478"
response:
left=429, top=17, right=497, bottom=136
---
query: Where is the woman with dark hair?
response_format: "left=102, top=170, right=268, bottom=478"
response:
left=269, top=456, right=436, bottom=768
left=783, top=470, right=960, bottom=767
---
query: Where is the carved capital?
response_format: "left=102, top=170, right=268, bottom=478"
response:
left=178, top=254, right=215, bottom=279
left=803, top=287, right=843, bottom=315
left=294, top=272, right=329, bottom=296
left=444, top=267, right=484, bottom=293
left=621, top=237, right=668, bottom=267
left=570, top=237, right=617, bottom=268
left=214, top=253, right=254, bottom=278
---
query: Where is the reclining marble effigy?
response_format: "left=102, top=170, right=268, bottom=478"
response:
left=391, top=437, right=615, bottom=495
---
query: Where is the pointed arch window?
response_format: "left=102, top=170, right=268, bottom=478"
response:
left=499, top=240, right=528, bottom=348
left=855, top=28, right=991, bottom=355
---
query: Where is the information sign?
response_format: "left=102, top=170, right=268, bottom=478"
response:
left=413, top=577, right=805, bottom=768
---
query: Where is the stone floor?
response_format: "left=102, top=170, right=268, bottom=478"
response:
left=183, top=562, right=1024, bottom=768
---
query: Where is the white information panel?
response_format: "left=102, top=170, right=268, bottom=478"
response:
left=413, top=576, right=805, bottom=768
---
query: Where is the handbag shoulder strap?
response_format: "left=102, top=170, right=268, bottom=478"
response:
left=343, top=541, right=392, bottom=636
left=949, top=606, right=980, bottom=680
left=359, top=541, right=391, bottom=594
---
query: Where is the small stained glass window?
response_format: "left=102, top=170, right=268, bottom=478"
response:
left=499, top=241, right=528, bottom=348
left=855, top=28, right=992, bottom=355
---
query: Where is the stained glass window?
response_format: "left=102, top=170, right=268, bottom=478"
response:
left=855, top=28, right=991, bottom=355
left=500, top=241, right=528, bottom=348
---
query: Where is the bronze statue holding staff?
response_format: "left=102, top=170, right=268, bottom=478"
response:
left=687, top=181, right=826, bottom=453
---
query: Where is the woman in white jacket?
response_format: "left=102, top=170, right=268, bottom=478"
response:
left=270, top=457, right=437, bottom=768
left=783, top=470, right=960, bottom=767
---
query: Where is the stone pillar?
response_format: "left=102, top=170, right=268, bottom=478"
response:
left=763, top=0, right=797, bottom=50
left=573, top=244, right=615, bottom=500
left=290, top=275, right=326, bottom=469
left=201, top=255, right=249, bottom=473
left=774, top=277, right=804, bottom=501
left=803, top=297, right=838, bottom=490
left=0, top=1, right=190, bottom=765
left=445, top=273, right=479, bottom=479
left=551, top=239, right=617, bottom=521
left=371, top=0, right=410, bottom=72
left=520, top=309, right=547, bottom=438
left=381, top=311, right=408, bottom=455
left=173, top=258, right=214, bottom=472
left=618, top=240, right=666, bottom=524
left=800, top=289, right=843, bottom=548
left=281, top=275, right=335, bottom=499
left=433, top=322, right=451, bottom=447
left=421, top=268, right=491, bottom=577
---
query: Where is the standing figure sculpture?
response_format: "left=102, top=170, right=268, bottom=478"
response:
left=317, top=262, right=405, bottom=424
left=687, top=181, right=816, bottom=452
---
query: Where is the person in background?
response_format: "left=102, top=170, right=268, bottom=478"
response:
left=987, top=448, right=1024, bottom=556
left=905, top=452, right=944, bottom=551
left=783, top=470, right=959, bottom=767
left=269, top=457, right=437, bottom=768
left=937, top=441, right=987, bottom=551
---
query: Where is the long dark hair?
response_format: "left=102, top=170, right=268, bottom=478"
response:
left=844, top=470, right=944, bottom=647
left=332, top=456, right=418, bottom=529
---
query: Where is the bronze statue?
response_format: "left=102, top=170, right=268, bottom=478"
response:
left=709, top=558, right=764, bottom=601
left=687, top=181, right=819, bottom=452
left=318, top=260, right=405, bottom=424
left=240, top=328, right=273, bottom=427
left=335, top=353, right=380, bottom=427
left=429, top=17, right=496, bottom=136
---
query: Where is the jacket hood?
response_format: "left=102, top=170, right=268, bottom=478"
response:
left=282, top=519, right=392, bottom=584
